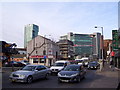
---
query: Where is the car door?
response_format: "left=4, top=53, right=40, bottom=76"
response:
left=34, top=66, right=43, bottom=79
left=35, top=66, right=47, bottom=79
left=40, top=66, right=47, bottom=78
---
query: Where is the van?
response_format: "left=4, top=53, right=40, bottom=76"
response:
left=50, top=60, right=70, bottom=74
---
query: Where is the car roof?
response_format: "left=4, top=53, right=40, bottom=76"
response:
left=26, top=65, right=45, bottom=67
left=55, top=60, right=69, bottom=63
left=67, top=64, right=82, bottom=67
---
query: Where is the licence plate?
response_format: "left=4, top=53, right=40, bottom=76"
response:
left=12, top=79, right=16, bottom=82
left=62, top=80, right=69, bottom=82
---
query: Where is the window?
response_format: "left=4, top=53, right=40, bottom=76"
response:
left=36, top=66, right=42, bottom=71
left=41, top=66, right=47, bottom=70
left=39, top=59, right=46, bottom=63
left=33, top=58, right=38, bottom=63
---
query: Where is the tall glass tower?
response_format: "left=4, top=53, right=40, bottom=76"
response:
left=24, top=24, right=39, bottom=48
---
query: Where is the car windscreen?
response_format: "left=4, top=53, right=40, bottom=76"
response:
left=89, top=63, right=97, bottom=66
left=22, top=66, right=36, bottom=71
left=54, top=63, right=64, bottom=66
left=21, top=60, right=28, bottom=62
left=64, top=65, right=79, bottom=71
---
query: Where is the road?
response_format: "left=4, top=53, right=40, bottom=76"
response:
left=2, top=67, right=102, bottom=88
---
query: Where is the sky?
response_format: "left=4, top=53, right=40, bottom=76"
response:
left=1, top=0, right=119, bottom=48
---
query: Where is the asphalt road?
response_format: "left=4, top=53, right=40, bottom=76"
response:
left=2, top=67, right=101, bottom=88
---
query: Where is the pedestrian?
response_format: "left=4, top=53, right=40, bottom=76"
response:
left=109, top=57, right=114, bottom=71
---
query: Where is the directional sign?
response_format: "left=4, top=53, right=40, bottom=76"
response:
left=112, top=30, right=119, bottom=50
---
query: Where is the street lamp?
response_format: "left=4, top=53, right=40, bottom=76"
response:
left=95, top=26, right=104, bottom=67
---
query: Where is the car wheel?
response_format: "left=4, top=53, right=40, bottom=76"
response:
left=27, top=76, right=33, bottom=84
left=77, top=76, right=81, bottom=83
left=83, top=75, right=85, bottom=79
left=45, top=73, right=49, bottom=80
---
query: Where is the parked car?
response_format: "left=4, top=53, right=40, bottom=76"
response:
left=9, top=65, right=50, bottom=83
left=58, top=64, right=86, bottom=83
left=5, top=61, right=24, bottom=67
left=20, top=60, right=30, bottom=66
left=88, top=61, right=100, bottom=69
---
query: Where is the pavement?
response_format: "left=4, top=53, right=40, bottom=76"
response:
left=95, top=62, right=120, bottom=89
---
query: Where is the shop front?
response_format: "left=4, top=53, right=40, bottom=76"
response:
left=29, top=55, right=55, bottom=67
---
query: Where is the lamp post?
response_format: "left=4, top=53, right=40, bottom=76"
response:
left=95, top=26, right=104, bottom=67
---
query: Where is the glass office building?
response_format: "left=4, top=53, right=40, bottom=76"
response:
left=71, top=34, right=93, bottom=57
left=24, top=24, right=39, bottom=48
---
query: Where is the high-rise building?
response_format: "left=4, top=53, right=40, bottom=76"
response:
left=60, top=32, right=102, bottom=59
left=60, top=32, right=93, bottom=58
left=91, top=33, right=101, bottom=59
left=24, top=24, right=39, bottom=48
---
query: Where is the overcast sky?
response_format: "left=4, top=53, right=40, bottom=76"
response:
left=1, top=0, right=118, bottom=48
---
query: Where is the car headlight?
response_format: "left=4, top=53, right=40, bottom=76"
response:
left=71, top=73, right=78, bottom=77
left=58, top=73, right=61, bottom=76
left=10, top=73, right=13, bottom=77
left=18, top=74, right=25, bottom=78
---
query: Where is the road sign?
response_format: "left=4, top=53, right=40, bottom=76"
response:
left=44, top=56, right=47, bottom=59
left=112, top=30, right=119, bottom=50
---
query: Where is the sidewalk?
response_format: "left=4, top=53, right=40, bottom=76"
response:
left=94, top=62, right=120, bottom=89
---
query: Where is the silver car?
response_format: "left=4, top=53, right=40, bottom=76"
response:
left=9, top=65, right=50, bottom=83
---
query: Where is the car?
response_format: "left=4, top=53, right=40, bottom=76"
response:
left=20, top=60, right=30, bottom=66
left=9, top=65, right=50, bottom=83
left=5, top=61, right=25, bottom=67
left=75, top=59, right=85, bottom=65
left=83, top=60, right=89, bottom=67
left=16, top=62, right=26, bottom=67
left=58, top=64, right=86, bottom=83
left=50, top=60, right=70, bottom=74
left=88, top=61, right=100, bottom=69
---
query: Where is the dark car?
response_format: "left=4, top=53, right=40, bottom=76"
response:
left=88, top=61, right=100, bottom=69
left=20, top=60, right=30, bottom=66
left=58, top=64, right=86, bottom=83
left=5, top=61, right=25, bottom=67
left=5, top=61, right=18, bottom=67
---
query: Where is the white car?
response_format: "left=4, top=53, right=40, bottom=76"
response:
left=50, top=60, right=70, bottom=74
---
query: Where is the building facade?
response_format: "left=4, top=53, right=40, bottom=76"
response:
left=91, top=33, right=102, bottom=59
left=27, top=35, right=59, bottom=67
left=104, top=39, right=112, bottom=59
left=60, top=32, right=102, bottom=59
left=71, top=34, right=93, bottom=57
left=0, top=41, right=18, bottom=67
left=12, top=48, right=27, bottom=62
left=57, top=39, right=74, bottom=60
left=24, top=24, right=39, bottom=48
